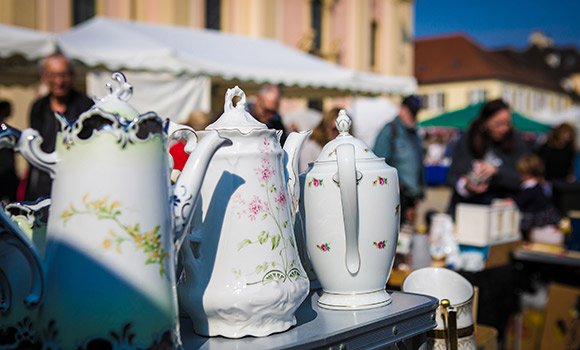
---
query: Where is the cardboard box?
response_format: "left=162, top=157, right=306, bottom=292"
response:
left=459, top=239, right=522, bottom=269
left=476, top=324, right=498, bottom=350
left=505, top=309, right=545, bottom=350
left=485, top=240, right=522, bottom=268
left=540, top=283, right=580, bottom=349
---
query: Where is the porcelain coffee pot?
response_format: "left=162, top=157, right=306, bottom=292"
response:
left=301, top=110, right=400, bottom=309
left=0, top=72, right=230, bottom=349
left=177, top=86, right=311, bottom=338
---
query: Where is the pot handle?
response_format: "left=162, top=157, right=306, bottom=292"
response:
left=165, top=119, right=199, bottom=172
left=0, top=210, right=44, bottom=312
left=335, top=143, right=361, bottom=275
left=441, top=299, right=458, bottom=350
left=17, top=129, right=58, bottom=177
left=1, top=123, right=56, bottom=176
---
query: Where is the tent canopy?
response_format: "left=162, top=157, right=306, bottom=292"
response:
left=0, top=23, right=55, bottom=59
left=0, top=23, right=56, bottom=85
left=57, top=17, right=416, bottom=97
left=419, top=102, right=551, bottom=133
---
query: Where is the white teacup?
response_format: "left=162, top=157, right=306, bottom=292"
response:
left=402, top=267, right=476, bottom=350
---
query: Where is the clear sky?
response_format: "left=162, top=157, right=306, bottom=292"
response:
left=415, top=0, right=580, bottom=49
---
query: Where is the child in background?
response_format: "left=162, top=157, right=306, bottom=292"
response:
left=514, top=154, right=561, bottom=241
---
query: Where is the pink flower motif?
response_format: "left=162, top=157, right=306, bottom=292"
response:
left=308, top=178, right=324, bottom=188
left=373, top=176, right=388, bottom=186
left=317, top=243, right=330, bottom=252
left=255, top=158, right=275, bottom=182
left=233, top=193, right=247, bottom=218
left=275, top=191, right=286, bottom=206
left=373, top=240, right=387, bottom=249
left=248, top=196, right=265, bottom=221
left=260, top=137, right=273, bottom=154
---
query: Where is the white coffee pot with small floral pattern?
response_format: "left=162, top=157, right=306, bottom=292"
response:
left=301, top=109, right=400, bottom=310
left=0, top=72, right=230, bottom=350
left=177, top=86, right=311, bottom=338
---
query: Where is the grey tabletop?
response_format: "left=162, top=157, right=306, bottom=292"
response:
left=180, top=289, right=438, bottom=350
left=513, top=247, right=580, bottom=267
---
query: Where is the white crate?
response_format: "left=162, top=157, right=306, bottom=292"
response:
left=455, top=201, right=520, bottom=246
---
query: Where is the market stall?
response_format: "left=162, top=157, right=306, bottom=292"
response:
left=0, top=23, right=56, bottom=86
left=56, top=16, right=417, bottom=122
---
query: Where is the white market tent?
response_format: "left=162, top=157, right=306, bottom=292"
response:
left=56, top=17, right=416, bottom=121
left=0, top=23, right=56, bottom=85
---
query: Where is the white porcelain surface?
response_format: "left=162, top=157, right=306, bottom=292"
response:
left=402, top=267, right=476, bottom=350
left=302, top=110, right=399, bottom=310
left=177, top=86, right=310, bottom=338
left=1, top=72, right=229, bottom=349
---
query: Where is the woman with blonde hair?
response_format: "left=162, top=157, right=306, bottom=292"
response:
left=299, top=107, right=340, bottom=173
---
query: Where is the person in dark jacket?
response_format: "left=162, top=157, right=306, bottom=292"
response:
left=446, top=99, right=528, bottom=218
left=373, top=95, right=424, bottom=224
left=537, top=122, right=577, bottom=182
left=0, top=100, right=19, bottom=203
left=25, top=53, right=94, bottom=201
left=513, top=154, right=560, bottom=240
left=245, top=84, right=288, bottom=145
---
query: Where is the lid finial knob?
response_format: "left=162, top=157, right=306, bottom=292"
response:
left=336, top=109, right=351, bottom=136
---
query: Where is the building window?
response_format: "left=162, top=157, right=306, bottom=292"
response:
left=73, top=0, right=94, bottom=25
left=310, top=0, right=322, bottom=53
left=516, top=89, right=525, bottom=112
left=205, top=0, right=221, bottom=30
left=370, top=20, right=378, bottom=69
left=531, top=91, right=540, bottom=110
left=557, top=97, right=564, bottom=112
left=428, top=92, right=445, bottom=111
left=540, top=94, right=547, bottom=110
left=502, top=87, right=512, bottom=105
left=468, top=89, right=487, bottom=104
left=417, top=94, right=429, bottom=109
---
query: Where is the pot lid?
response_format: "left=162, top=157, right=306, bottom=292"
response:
left=92, top=72, right=140, bottom=121
left=206, top=86, right=267, bottom=133
left=316, top=109, right=379, bottom=162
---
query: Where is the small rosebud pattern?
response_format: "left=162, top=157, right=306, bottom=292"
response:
left=373, top=240, right=387, bottom=249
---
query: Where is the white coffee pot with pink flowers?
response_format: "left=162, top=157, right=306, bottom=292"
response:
left=177, top=86, right=311, bottom=338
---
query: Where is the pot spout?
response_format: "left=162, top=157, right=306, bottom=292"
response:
left=283, top=130, right=311, bottom=217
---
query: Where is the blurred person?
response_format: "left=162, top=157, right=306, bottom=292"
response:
left=25, top=53, right=94, bottom=201
left=299, top=107, right=340, bottom=173
left=537, top=122, right=577, bottom=182
left=246, top=84, right=288, bottom=145
left=373, top=96, right=424, bottom=224
left=446, top=99, right=527, bottom=217
left=169, top=111, right=214, bottom=171
left=424, top=131, right=448, bottom=165
left=0, top=100, right=19, bottom=203
left=513, top=154, right=560, bottom=241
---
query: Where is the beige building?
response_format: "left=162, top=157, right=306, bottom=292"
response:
left=1, top=0, right=415, bottom=177
left=414, top=34, right=576, bottom=122
left=0, top=0, right=415, bottom=119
